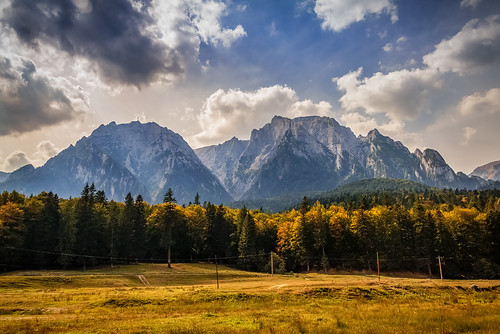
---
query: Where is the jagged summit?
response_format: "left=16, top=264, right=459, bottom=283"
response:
left=0, top=121, right=232, bottom=204
left=470, top=160, right=500, bottom=181
left=1, top=116, right=494, bottom=203
left=196, top=115, right=492, bottom=200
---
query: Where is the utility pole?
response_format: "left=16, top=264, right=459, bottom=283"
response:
left=376, top=252, right=380, bottom=282
left=438, top=256, right=443, bottom=280
left=270, top=251, right=274, bottom=276
left=215, top=255, right=219, bottom=289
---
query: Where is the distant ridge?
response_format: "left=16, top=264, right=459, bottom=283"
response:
left=196, top=115, right=495, bottom=201
left=1, top=116, right=497, bottom=204
left=0, top=121, right=232, bottom=204
left=470, top=161, right=500, bottom=182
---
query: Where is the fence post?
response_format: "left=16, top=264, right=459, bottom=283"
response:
left=271, top=252, right=274, bottom=276
left=215, top=255, right=219, bottom=289
left=377, top=252, right=380, bottom=282
left=438, top=256, right=443, bottom=280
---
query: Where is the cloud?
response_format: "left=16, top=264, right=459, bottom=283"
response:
left=382, top=43, right=393, bottom=52
left=2, top=0, right=245, bottom=87
left=460, top=0, right=482, bottom=9
left=193, top=85, right=332, bottom=145
left=1, top=140, right=60, bottom=172
left=461, top=127, right=477, bottom=146
left=32, top=140, right=60, bottom=164
left=334, top=16, right=500, bottom=138
left=314, top=0, right=397, bottom=32
left=0, top=55, right=88, bottom=136
left=382, top=35, right=406, bottom=52
left=458, top=88, right=500, bottom=115
left=339, top=111, right=421, bottom=149
left=423, top=15, right=500, bottom=74
left=334, top=67, right=440, bottom=121
left=2, top=150, right=30, bottom=172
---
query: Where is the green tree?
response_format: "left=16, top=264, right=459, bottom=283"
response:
left=486, top=210, right=500, bottom=265
left=237, top=207, right=256, bottom=269
left=58, top=198, right=78, bottom=268
left=148, top=203, right=184, bottom=268
left=163, top=188, right=176, bottom=203
left=117, top=193, right=135, bottom=261
left=132, top=194, right=147, bottom=260
left=0, top=202, right=25, bottom=270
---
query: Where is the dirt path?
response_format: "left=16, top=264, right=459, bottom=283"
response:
left=137, top=275, right=150, bottom=286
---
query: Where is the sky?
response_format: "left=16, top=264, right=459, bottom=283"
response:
left=0, top=0, right=499, bottom=174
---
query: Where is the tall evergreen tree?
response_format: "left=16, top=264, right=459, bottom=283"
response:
left=237, top=207, right=257, bottom=269
left=164, top=188, right=176, bottom=203
left=132, top=194, right=147, bottom=259
left=118, top=193, right=135, bottom=261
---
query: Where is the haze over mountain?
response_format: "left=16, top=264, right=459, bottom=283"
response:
left=470, top=161, right=500, bottom=182
left=196, top=116, right=493, bottom=200
left=0, top=122, right=232, bottom=204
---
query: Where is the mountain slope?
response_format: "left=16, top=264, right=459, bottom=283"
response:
left=196, top=116, right=365, bottom=200
left=470, top=161, right=500, bottom=181
left=1, top=122, right=232, bottom=204
left=0, top=171, right=10, bottom=183
left=196, top=115, right=491, bottom=200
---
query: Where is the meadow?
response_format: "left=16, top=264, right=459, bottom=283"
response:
left=1, top=263, right=499, bottom=333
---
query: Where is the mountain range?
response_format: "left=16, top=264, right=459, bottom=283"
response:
left=0, top=121, right=231, bottom=204
left=470, top=161, right=500, bottom=182
left=0, top=116, right=497, bottom=204
left=195, top=116, right=495, bottom=201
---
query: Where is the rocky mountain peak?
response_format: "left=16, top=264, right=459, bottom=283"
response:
left=470, top=160, right=500, bottom=181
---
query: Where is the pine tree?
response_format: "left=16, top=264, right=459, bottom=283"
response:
left=118, top=193, right=135, bottom=262
left=164, top=188, right=176, bottom=203
left=132, top=194, right=147, bottom=259
left=237, top=207, right=256, bottom=269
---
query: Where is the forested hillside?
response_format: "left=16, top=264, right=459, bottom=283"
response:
left=1, top=185, right=499, bottom=278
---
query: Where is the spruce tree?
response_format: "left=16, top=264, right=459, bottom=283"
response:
left=164, top=188, right=176, bottom=203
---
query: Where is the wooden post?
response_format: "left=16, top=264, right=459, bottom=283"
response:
left=167, top=246, right=171, bottom=269
left=376, top=252, right=380, bottom=282
left=270, top=251, right=274, bottom=276
left=215, top=255, right=219, bottom=289
left=438, top=256, right=443, bottom=280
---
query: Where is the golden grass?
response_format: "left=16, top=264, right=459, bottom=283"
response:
left=1, top=263, right=499, bottom=333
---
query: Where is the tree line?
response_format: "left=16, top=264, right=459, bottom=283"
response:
left=0, top=184, right=499, bottom=278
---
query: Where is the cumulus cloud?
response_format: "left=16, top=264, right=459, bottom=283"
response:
left=2, top=150, right=30, bottom=172
left=423, top=15, right=500, bottom=74
left=2, top=0, right=246, bottom=87
left=339, top=111, right=421, bottom=148
left=461, top=127, right=477, bottom=146
left=32, top=141, right=60, bottom=165
left=0, top=55, right=88, bottom=136
left=334, top=67, right=440, bottom=121
left=314, top=0, right=397, bottom=32
left=1, top=140, right=60, bottom=172
left=458, top=88, right=500, bottom=115
left=334, top=15, right=500, bottom=138
left=460, top=0, right=482, bottom=8
left=193, top=85, right=332, bottom=145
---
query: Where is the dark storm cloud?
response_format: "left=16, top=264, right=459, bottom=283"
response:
left=2, top=0, right=182, bottom=87
left=0, top=56, right=85, bottom=135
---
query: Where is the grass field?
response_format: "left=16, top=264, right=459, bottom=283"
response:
left=1, top=263, right=499, bottom=333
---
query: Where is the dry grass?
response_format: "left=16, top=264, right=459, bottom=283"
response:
left=1, top=263, right=499, bottom=333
